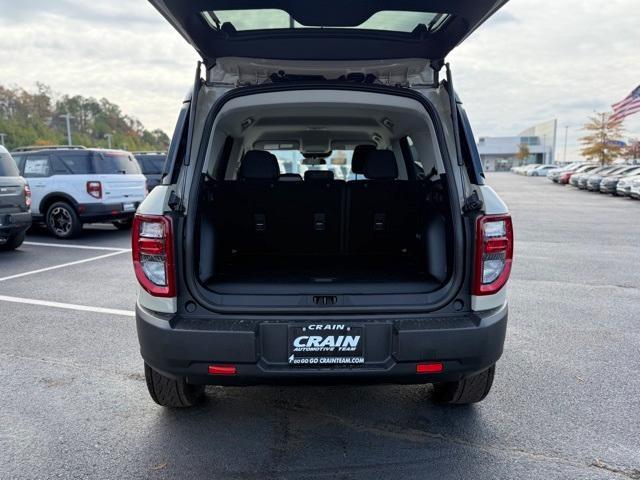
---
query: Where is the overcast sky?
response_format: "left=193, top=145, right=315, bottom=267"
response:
left=1, top=0, right=639, bottom=159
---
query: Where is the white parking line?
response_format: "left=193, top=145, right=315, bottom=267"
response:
left=0, top=250, right=130, bottom=282
left=0, top=294, right=134, bottom=317
left=24, top=241, right=129, bottom=252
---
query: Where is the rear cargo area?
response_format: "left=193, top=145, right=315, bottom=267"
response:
left=189, top=88, right=459, bottom=308
left=196, top=149, right=452, bottom=296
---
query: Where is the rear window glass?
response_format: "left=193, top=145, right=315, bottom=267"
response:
left=94, top=152, right=141, bottom=174
left=136, top=155, right=165, bottom=175
left=202, top=10, right=450, bottom=34
left=56, top=152, right=92, bottom=174
left=0, top=152, right=20, bottom=176
left=263, top=149, right=354, bottom=181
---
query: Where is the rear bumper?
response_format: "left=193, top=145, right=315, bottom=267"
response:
left=77, top=202, right=139, bottom=223
left=136, top=303, right=508, bottom=386
left=0, top=211, right=32, bottom=237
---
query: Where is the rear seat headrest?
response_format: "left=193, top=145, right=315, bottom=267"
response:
left=351, top=144, right=376, bottom=175
left=279, top=173, right=303, bottom=182
left=304, top=170, right=334, bottom=182
left=364, top=150, right=398, bottom=180
left=238, top=150, right=280, bottom=180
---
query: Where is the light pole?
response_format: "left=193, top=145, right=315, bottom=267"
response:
left=104, top=134, right=113, bottom=149
left=563, top=125, right=569, bottom=163
left=59, top=113, right=75, bottom=146
left=0, top=133, right=6, bottom=146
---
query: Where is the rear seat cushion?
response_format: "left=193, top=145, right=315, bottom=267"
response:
left=238, top=150, right=280, bottom=180
left=363, top=150, right=398, bottom=180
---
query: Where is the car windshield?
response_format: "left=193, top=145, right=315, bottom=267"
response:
left=136, top=155, right=165, bottom=175
left=267, top=149, right=354, bottom=180
left=0, top=152, right=20, bottom=176
left=201, top=9, right=451, bottom=34
left=95, top=152, right=141, bottom=174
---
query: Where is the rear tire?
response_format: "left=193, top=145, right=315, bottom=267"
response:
left=46, top=201, right=82, bottom=239
left=144, top=363, right=205, bottom=408
left=0, top=232, right=25, bottom=251
left=431, top=364, right=495, bottom=405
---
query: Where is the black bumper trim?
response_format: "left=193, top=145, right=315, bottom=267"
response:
left=77, top=202, right=139, bottom=223
left=0, top=212, right=32, bottom=236
left=136, top=303, right=508, bottom=386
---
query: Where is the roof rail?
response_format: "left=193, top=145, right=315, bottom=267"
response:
left=12, top=145, right=87, bottom=152
left=132, top=151, right=167, bottom=155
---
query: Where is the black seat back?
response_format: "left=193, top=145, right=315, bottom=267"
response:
left=347, top=150, right=419, bottom=254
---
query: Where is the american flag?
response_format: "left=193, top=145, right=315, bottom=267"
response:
left=611, top=84, right=640, bottom=122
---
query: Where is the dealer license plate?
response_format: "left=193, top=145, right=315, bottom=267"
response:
left=288, top=324, right=364, bottom=366
left=123, top=202, right=136, bottom=212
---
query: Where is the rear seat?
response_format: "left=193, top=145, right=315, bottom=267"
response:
left=212, top=149, right=425, bottom=258
left=212, top=150, right=280, bottom=254
left=347, top=149, right=423, bottom=254
left=299, top=170, right=344, bottom=254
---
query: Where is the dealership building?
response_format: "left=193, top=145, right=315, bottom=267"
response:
left=476, top=119, right=558, bottom=171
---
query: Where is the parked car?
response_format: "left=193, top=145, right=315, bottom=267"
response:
left=585, top=166, right=629, bottom=191
left=10, top=147, right=147, bottom=238
left=527, top=165, right=558, bottom=177
left=616, top=172, right=640, bottom=196
left=571, top=165, right=615, bottom=189
left=630, top=177, right=640, bottom=199
left=547, top=162, right=584, bottom=183
left=599, top=166, right=640, bottom=194
left=514, top=164, right=541, bottom=175
left=134, top=0, right=513, bottom=408
left=560, top=164, right=597, bottom=184
left=0, top=145, right=32, bottom=250
left=134, top=152, right=166, bottom=191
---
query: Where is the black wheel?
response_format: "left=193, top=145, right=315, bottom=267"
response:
left=0, top=232, right=25, bottom=251
left=144, top=363, right=205, bottom=408
left=46, top=201, right=82, bottom=239
left=431, top=364, right=495, bottom=405
left=112, top=218, right=133, bottom=230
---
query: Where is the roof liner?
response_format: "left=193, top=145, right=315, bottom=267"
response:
left=150, top=0, right=509, bottom=63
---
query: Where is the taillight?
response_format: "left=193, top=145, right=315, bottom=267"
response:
left=473, top=214, right=513, bottom=296
left=24, top=184, right=32, bottom=207
left=86, top=181, right=102, bottom=199
left=132, top=215, right=175, bottom=297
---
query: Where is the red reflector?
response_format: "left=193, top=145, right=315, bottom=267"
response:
left=208, top=365, right=237, bottom=376
left=416, top=362, right=444, bottom=374
left=485, top=238, right=508, bottom=253
left=138, top=238, right=164, bottom=255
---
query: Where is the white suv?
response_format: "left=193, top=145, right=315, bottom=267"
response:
left=11, top=147, right=147, bottom=238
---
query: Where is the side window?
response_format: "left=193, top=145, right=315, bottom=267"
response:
left=55, top=152, right=92, bottom=174
left=23, top=155, right=51, bottom=178
left=165, top=102, right=190, bottom=183
left=457, top=107, right=485, bottom=184
left=406, top=137, right=425, bottom=179
left=50, top=156, right=71, bottom=174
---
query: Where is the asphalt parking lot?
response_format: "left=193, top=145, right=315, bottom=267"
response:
left=1, top=173, right=639, bottom=480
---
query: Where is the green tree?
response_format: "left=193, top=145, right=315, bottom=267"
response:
left=0, top=83, right=169, bottom=152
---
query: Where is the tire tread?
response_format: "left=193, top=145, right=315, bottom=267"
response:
left=432, top=364, right=495, bottom=405
left=144, top=363, right=204, bottom=408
